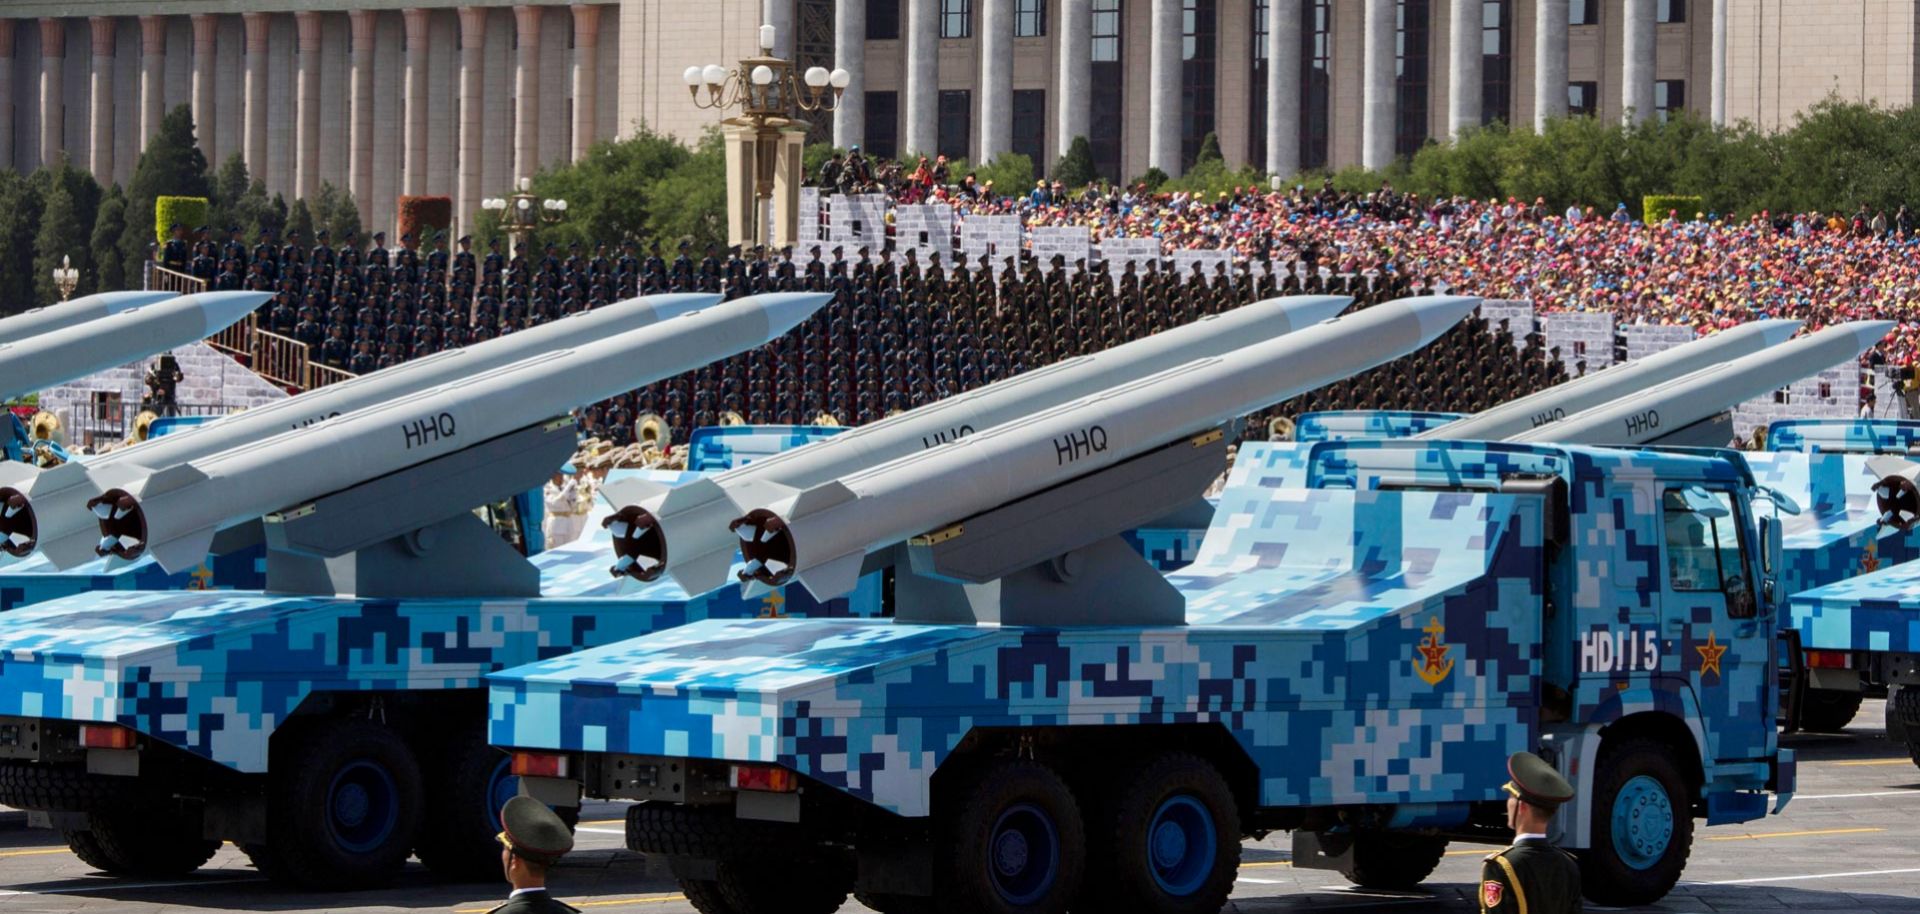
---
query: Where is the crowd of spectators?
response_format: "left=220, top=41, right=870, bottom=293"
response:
left=164, top=169, right=1920, bottom=453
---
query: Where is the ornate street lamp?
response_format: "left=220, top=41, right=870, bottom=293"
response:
left=685, top=25, right=849, bottom=248
left=480, top=177, right=569, bottom=257
left=51, top=255, right=79, bottom=302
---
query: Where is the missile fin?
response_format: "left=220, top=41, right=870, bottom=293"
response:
left=1868, top=455, right=1920, bottom=482
left=667, top=548, right=739, bottom=597
left=148, top=526, right=217, bottom=574
left=133, top=462, right=211, bottom=499
left=27, top=460, right=88, bottom=496
left=788, top=479, right=858, bottom=521
left=0, top=461, right=38, bottom=494
left=36, top=528, right=102, bottom=570
left=599, top=476, right=669, bottom=510
left=655, top=476, right=730, bottom=516
left=796, top=551, right=866, bottom=602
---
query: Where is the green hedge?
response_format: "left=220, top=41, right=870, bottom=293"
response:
left=153, top=196, right=209, bottom=244
left=1642, top=195, right=1704, bottom=225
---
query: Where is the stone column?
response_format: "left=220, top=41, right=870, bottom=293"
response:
left=1710, top=0, right=1727, bottom=125
left=0, top=20, right=14, bottom=172
left=294, top=12, right=322, bottom=200
left=1621, top=0, right=1654, bottom=125
left=38, top=18, right=64, bottom=170
left=88, top=17, right=113, bottom=178
left=1267, top=0, right=1301, bottom=177
left=571, top=5, right=600, bottom=160
left=762, top=0, right=793, bottom=59
left=1360, top=0, right=1394, bottom=169
left=191, top=15, right=217, bottom=166
left=349, top=11, right=376, bottom=227
left=514, top=5, right=541, bottom=181
left=978, top=0, right=1013, bottom=163
left=832, top=0, right=865, bottom=149
left=1148, top=0, right=1181, bottom=177
left=242, top=12, right=270, bottom=174
left=1533, top=0, right=1567, bottom=129
left=1449, top=0, right=1482, bottom=136
left=404, top=8, right=431, bottom=195
left=458, top=7, right=486, bottom=235
left=903, top=0, right=938, bottom=156
left=140, top=16, right=165, bottom=146
left=1056, top=0, right=1090, bottom=160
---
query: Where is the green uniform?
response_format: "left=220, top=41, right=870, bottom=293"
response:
left=488, top=889, right=581, bottom=914
left=1480, top=838, right=1582, bottom=914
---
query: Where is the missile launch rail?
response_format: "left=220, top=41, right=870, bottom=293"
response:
left=489, top=436, right=1798, bottom=914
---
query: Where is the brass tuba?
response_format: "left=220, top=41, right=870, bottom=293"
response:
left=1267, top=416, right=1295, bottom=442
left=812, top=412, right=841, bottom=428
left=635, top=412, right=669, bottom=451
left=127, top=410, right=160, bottom=446
left=718, top=410, right=747, bottom=427
left=28, top=410, right=61, bottom=444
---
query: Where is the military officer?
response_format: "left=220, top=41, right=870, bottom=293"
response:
left=1482, top=751, right=1580, bottom=914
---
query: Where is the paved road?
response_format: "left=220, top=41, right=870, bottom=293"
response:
left=0, top=703, right=1914, bottom=912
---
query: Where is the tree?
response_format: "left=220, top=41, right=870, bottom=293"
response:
left=1052, top=137, right=1098, bottom=189
left=974, top=153, right=1036, bottom=198
left=91, top=185, right=128, bottom=292
left=1193, top=132, right=1224, bottom=168
left=120, top=105, right=211, bottom=282
left=644, top=129, right=729, bottom=251
left=310, top=181, right=362, bottom=244
left=28, top=160, right=104, bottom=295
left=207, top=153, right=252, bottom=237
left=34, top=182, right=89, bottom=302
left=286, top=197, right=315, bottom=244
left=500, top=126, right=699, bottom=252
left=0, top=171, right=45, bottom=314
left=1129, top=167, right=1170, bottom=192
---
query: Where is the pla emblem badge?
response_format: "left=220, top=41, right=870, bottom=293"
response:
left=1413, top=616, right=1455, bottom=686
left=1862, top=541, right=1881, bottom=574
left=1482, top=880, right=1504, bottom=908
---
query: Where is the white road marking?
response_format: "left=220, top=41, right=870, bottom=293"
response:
left=1792, top=790, right=1920, bottom=800
left=578, top=827, right=626, bottom=835
left=1695, top=866, right=1920, bottom=886
left=1237, top=876, right=1283, bottom=884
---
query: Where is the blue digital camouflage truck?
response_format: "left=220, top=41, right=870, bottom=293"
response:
left=489, top=437, right=1798, bottom=914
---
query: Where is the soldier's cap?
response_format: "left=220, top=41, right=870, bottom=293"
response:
left=228, top=225, right=241, bottom=233
left=497, top=795, right=573, bottom=867
left=316, top=229, right=329, bottom=239
left=458, top=235, right=472, bottom=244
left=1504, top=752, right=1574, bottom=810
left=679, top=240, right=691, bottom=249
left=373, top=232, right=386, bottom=241
left=402, top=232, right=416, bottom=241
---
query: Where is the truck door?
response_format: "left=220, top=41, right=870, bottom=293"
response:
left=1659, top=486, right=1773, bottom=762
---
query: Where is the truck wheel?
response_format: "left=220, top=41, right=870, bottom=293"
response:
left=0, top=760, right=136, bottom=812
left=1079, top=752, right=1239, bottom=914
left=1800, top=689, right=1863, bottom=732
left=852, top=891, right=937, bottom=914
left=258, top=718, right=424, bottom=890
left=62, top=808, right=219, bottom=876
left=1579, top=739, right=1693, bottom=906
left=715, top=850, right=854, bottom=914
left=1341, top=832, right=1447, bottom=890
left=414, top=733, right=576, bottom=882
left=934, top=759, right=1085, bottom=914
left=640, top=804, right=851, bottom=914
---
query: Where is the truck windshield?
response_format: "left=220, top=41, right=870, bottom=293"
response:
left=1662, top=488, right=1754, bottom=617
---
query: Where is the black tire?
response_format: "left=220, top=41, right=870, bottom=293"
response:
left=65, top=807, right=219, bottom=877
left=416, top=732, right=574, bottom=882
left=1341, top=832, right=1447, bottom=890
left=256, top=717, right=424, bottom=890
left=639, top=804, right=851, bottom=914
left=0, top=761, right=136, bottom=812
left=1078, top=752, right=1240, bottom=914
left=1800, top=689, right=1864, bottom=732
left=1579, top=738, right=1693, bottom=906
left=933, top=759, right=1085, bottom=914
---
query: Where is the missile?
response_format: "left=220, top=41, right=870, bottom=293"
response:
left=1424, top=318, right=1803, bottom=440
left=0, top=291, right=270, bottom=401
left=53, top=292, right=827, bottom=573
left=0, top=290, right=180, bottom=342
left=1, top=292, right=718, bottom=563
left=726, top=295, right=1481, bottom=601
left=1511, top=320, right=1893, bottom=448
left=601, top=294, right=1354, bottom=593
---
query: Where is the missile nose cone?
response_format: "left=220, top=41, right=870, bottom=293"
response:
left=1847, top=319, right=1899, bottom=350
left=1266, top=294, right=1353, bottom=329
left=635, top=292, right=724, bottom=321
left=182, top=290, right=276, bottom=337
left=751, top=292, right=835, bottom=343
left=1397, top=295, right=1483, bottom=343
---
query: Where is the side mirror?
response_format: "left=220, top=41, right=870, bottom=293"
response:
left=1759, top=516, right=1778, bottom=576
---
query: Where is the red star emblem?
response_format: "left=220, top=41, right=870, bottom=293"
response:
left=1696, top=630, right=1728, bottom=680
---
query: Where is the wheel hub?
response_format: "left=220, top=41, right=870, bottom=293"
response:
left=334, top=782, right=370, bottom=827
left=1151, top=821, right=1189, bottom=868
left=1610, top=775, right=1674, bottom=869
left=993, top=829, right=1031, bottom=875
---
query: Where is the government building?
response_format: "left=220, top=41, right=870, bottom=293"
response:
left=0, top=0, right=1901, bottom=235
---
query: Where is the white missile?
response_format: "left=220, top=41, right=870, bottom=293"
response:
left=601, top=294, right=1354, bottom=593
left=1511, top=320, right=1892, bottom=448
left=0, top=291, right=269, bottom=401
left=1, top=292, right=718, bottom=563
left=726, top=295, right=1482, bottom=601
left=50, top=292, right=828, bottom=573
left=0, top=290, right=179, bottom=342
left=1424, top=318, right=1803, bottom=440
